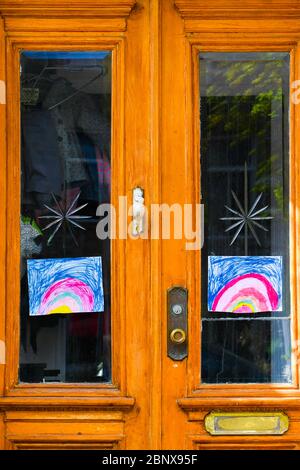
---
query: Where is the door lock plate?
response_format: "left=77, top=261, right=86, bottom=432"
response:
left=167, top=286, right=188, bottom=360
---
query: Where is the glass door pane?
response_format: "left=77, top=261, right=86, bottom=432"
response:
left=20, top=51, right=111, bottom=383
left=199, top=52, right=291, bottom=384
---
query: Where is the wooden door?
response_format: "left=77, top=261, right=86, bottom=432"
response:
left=0, top=0, right=154, bottom=450
left=160, top=0, right=300, bottom=450
left=2, top=0, right=300, bottom=451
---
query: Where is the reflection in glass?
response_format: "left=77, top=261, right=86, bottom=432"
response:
left=20, top=51, right=111, bottom=383
left=199, top=52, right=291, bottom=383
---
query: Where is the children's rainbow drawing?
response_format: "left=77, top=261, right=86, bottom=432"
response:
left=208, top=256, right=282, bottom=313
left=27, top=257, right=104, bottom=316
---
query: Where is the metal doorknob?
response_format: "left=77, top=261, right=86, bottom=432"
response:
left=170, top=328, right=186, bottom=344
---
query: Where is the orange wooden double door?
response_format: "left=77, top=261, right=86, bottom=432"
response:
left=2, top=0, right=300, bottom=450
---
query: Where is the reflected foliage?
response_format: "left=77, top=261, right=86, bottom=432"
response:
left=201, top=53, right=289, bottom=210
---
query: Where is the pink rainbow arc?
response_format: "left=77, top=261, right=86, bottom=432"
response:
left=211, top=273, right=279, bottom=312
left=39, top=278, right=95, bottom=315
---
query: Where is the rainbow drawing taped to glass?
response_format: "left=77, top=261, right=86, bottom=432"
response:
left=27, top=256, right=104, bottom=316
left=208, top=256, right=282, bottom=313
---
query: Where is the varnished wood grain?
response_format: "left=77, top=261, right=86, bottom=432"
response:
left=0, top=18, right=6, bottom=399
left=10, top=440, right=121, bottom=449
left=161, top=0, right=188, bottom=450
left=175, top=0, right=300, bottom=18
left=122, top=0, right=152, bottom=450
left=0, top=396, right=135, bottom=409
left=0, top=413, right=4, bottom=449
left=5, top=18, right=127, bottom=32
left=0, top=0, right=136, bottom=17
left=149, top=0, right=162, bottom=450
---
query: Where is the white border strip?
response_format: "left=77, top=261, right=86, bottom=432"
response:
left=0, top=340, right=5, bottom=364
left=0, top=80, right=6, bottom=104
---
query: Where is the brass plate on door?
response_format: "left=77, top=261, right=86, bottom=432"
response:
left=205, top=412, right=289, bottom=435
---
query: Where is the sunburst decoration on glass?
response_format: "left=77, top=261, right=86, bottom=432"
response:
left=220, top=162, right=273, bottom=254
left=39, top=191, right=92, bottom=246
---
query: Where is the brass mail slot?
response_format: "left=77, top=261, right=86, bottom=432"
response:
left=205, top=412, right=289, bottom=436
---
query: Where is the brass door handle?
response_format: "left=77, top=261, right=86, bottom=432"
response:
left=170, top=328, right=186, bottom=344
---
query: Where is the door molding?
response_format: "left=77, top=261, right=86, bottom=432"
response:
left=175, top=0, right=300, bottom=33
left=0, top=0, right=137, bottom=33
left=175, top=0, right=300, bottom=19
left=0, top=0, right=136, bottom=18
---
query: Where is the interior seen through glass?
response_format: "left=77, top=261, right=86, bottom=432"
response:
left=200, top=52, right=291, bottom=384
left=19, top=51, right=111, bottom=383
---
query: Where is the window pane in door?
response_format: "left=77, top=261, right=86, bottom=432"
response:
left=20, top=51, right=111, bottom=383
left=199, top=52, right=291, bottom=383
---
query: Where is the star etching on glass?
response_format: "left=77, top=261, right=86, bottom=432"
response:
left=220, top=162, right=273, bottom=254
left=39, top=191, right=92, bottom=246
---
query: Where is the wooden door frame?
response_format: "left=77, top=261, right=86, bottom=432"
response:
left=186, top=39, right=299, bottom=400
left=5, top=35, right=127, bottom=400
left=2, top=0, right=300, bottom=451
